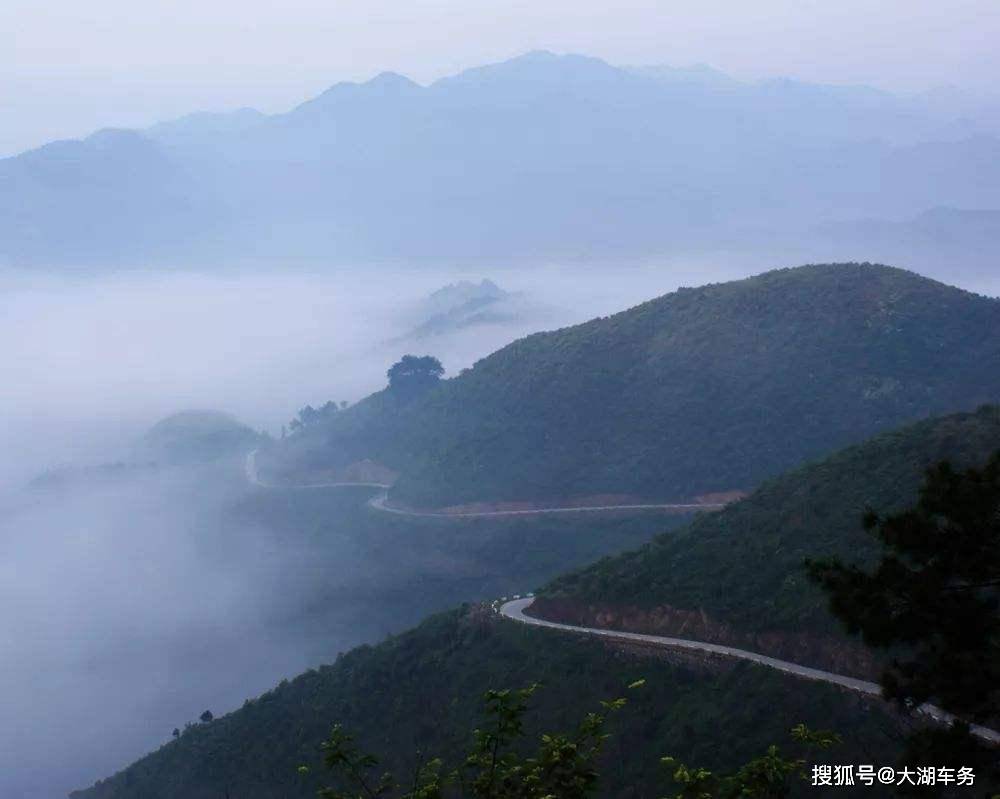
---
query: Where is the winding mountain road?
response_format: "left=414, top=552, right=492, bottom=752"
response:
left=245, top=449, right=997, bottom=744
left=499, top=597, right=1000, bottom=745
left=245, top=450, right=723, bottom=517
left=366, top=491, right=723, bottom=518
left=244, top=450, right=390, bottom=491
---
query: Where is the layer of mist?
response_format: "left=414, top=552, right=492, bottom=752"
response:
left=4, top=257, right=997, bottom=798
left=0, top=262, right=751, bottom=798
left=5, top=52, right=1000, bottom=270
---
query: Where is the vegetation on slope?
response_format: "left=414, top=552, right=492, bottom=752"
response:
left=539, top=406, right=1000, bottom=656
left=232, top=485, right=689, bottom=660
left=266, top=263, right=1000, bottom=508
left=72, top=607, right=899, bottom=799
left=804, top=452, right=1000, bottom=785
left=808, top=453, right=1000, bottom=724
left=312, top=450, right=1000, bottom=799
left=314, top=681, right=844, bottom=799
left=142, top=409, right=264, bottom=465
left=74, top=409, right=1000, bottom=798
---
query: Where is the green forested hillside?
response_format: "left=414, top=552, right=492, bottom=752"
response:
left=266, top=263, right=1000, bottom=507
left=230, top=484, right=690, bottom=658
left=73, top=408, right=1000, bottom=798
left=538, top=405, right=1000, bottom=665
left=72, top=608, right=900, bottom=799
left=142, top=410, right=264, bottom=464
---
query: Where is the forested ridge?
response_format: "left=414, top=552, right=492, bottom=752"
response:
left=267, top=263, right=1000, bottom=508
left=74, top=408, right=1000, bottom=798
left=70, top=267, right=1000, bottom=798
left=538, top=405, right=1000, bottom=665
left=72, top=607, right=900, bottom=799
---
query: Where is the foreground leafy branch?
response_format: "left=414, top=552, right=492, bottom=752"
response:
left=662, top=724, right=840, bottom=799
left=306, top=681, right=838, bottom=799
left=807, top=454, right=1000, bottom=724
left=308, top=681, right=633, bottom=799
left=807, top=453, right=1000, bottom=787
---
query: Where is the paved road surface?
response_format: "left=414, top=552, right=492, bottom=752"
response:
left=367, top=491, right=722, bottom=518
left=246, top=451, right=721, bottom=517
left=244, top=449, right=997, bottom=744
left=500, top=597, right=1000, bottom=745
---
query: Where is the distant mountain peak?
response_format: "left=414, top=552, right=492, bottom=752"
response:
left=509, top=49, right=615, bottom=69
left=13, top=126, right=163, bottom=163
left=365, top=71, right=420, bottom=90
left=519, top=49, right=559, bottom=61
left=294, top=70, right=420, bottom=114
left=425, top=277, right=508, bottom=307
left=86, top=127, right=151, bottom=147
left=435, top=49, right=622, bottom=90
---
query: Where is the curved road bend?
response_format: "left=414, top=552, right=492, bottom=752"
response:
left=500, top=597, right=1000, bottom=746
left=244, top=449, right=997, bottom=743
left=367, top=492, right=723, bottom=518
left=246, top=450, right=723, bottom=517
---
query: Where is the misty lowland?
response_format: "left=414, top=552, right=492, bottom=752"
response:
left=4, top=10, right=1000, bottom=799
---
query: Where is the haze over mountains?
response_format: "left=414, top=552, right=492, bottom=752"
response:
left=6, top=31, right=1000, bottom=799
left=10, top=262, right=998, bottom=799
left=3, top=51, right=1000, bottom=274
left=265, top=263, right=1000, bottom=507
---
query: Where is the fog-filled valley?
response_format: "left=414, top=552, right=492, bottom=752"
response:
left=6, top=14, right=1000, bottom=799
left=0, top=264, right=724, bottom=798
left=4, top=257, right=998, bottom=797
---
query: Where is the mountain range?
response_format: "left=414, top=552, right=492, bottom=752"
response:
left=3, top=51, right=1000, bottom=267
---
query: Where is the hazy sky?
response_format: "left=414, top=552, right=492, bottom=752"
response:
left=3, top=0, right=999, bottom=156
